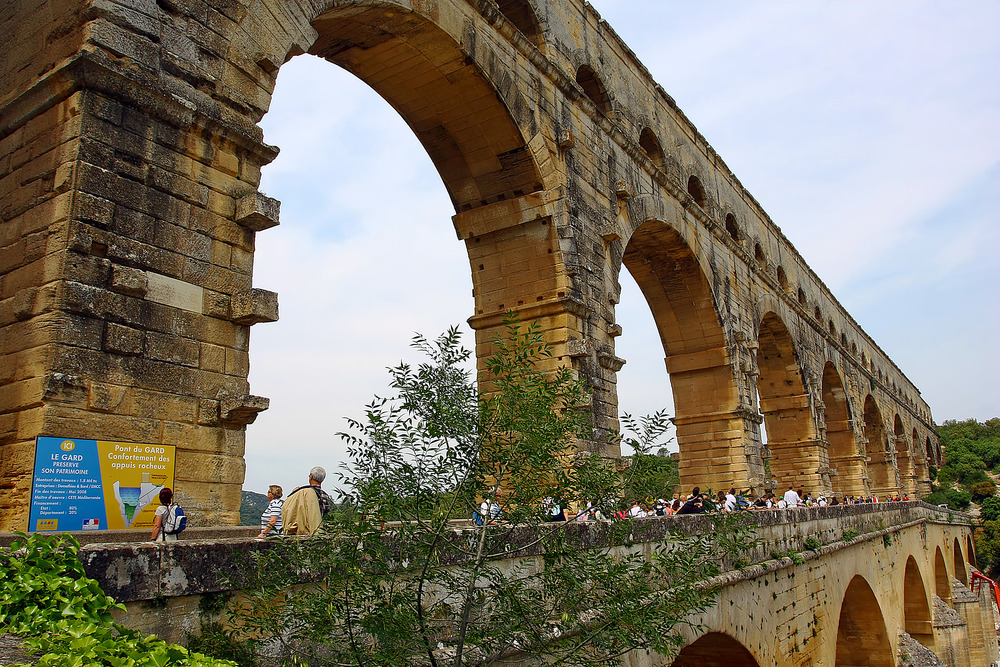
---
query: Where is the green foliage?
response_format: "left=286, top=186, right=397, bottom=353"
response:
left=970, top=480, right=997, bottom=502
left=240, top=491, right=269, bottom=526
left=187, top=621, right=255, bottom=667
left=981, top=496, right=1000, bottom=522
left=621, top=426, right=678, bottom=503
left=923, top=489, right=972, bottom=511
left=0, top=532, right=236, bottom=667
left=841, top=528, right=859, bottom=542
left=803, top=536, right=821, bottom=551
left=230, top=320, right=756, bottom=666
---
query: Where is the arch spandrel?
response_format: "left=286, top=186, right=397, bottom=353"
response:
left=755, top=312, right=827, bottom=495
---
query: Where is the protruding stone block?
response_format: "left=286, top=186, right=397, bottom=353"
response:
left=566, top=338, right=591, bottom=358
left=109, top=265, right=147, bottom=297
left=220, top=394, right=270, bottom=426
left=558, top=129, right=575, bottom=148
left=234, top=192, right=280, bottom=231
left=231, top=289, right=278, bottom=325
left=614, top=179, right=632, bottom=199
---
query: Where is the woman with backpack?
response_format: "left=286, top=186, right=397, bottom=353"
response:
left=151, top=487, right=179, bottom=541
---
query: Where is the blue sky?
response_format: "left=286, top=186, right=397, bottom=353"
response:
left=242, top=1, right=1000, bottom=493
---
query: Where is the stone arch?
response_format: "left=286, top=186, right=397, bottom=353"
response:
left=725, top=213, right=740, bottom=242
left=756, top=313, right=824, bottom=494
left=496, top=0, right=543, bottom=45
left=687, top=175, right=708, bottom=208
left=753, top=241, right=766, bottom=266
left=967, top=535, right=976, bottom=567
left=670, top=632, right=761, bottom=667
left=863, top=395, right=897, bottom=498
left=776, top=265, right=790, bottom=293
left=576, top=65, right=612, bottom=115
left=894, top=414, right=911, bottom=496
left=639, top=127, right=665, bottom=170
left=912, top=426, right=928, bottom=495
left=308, top=1, right=545, bottom=211
left=935, top=547, right=951, bottom=605
left=835, top=575, right=894, bottom=667
left=823, top=362, right=865, bottom=498
left=622, top=218, right=749, bottom=493
left=903, top=556, right=935, bottom=650
left=954, top=538, right=968, bottom=586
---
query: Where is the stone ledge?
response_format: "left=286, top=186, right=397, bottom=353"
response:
left=230, top=289, right=278, bottom=325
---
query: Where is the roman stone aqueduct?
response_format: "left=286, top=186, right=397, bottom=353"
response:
left=1, top=0, right=992, bottom=664
left=0, top=0, right=940, bottom=527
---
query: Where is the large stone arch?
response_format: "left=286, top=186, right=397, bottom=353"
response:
left=621, top=217, right=751, bottom=492
left=953, top=538, right=968, bottom=586
left=863, top=395, right=898, bottom=498
left=935, top=547, right=951, bottom=605
left=670, top=632, right=761, bottom=667
left=823, top=361, right=865, bottom=499
left=893, top=414, right=912, bottom=496
left=308, top=2, right=546, bottom=210
left=756, top=313, right=824, bottom=494
left=835, top=575, right=894, bottom=667
left=903, top=556, right=935, bottom=651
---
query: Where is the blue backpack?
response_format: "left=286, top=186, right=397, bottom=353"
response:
left=164, top=503, right=187, bottom=534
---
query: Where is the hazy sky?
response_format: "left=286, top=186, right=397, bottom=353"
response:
left=242, top=1, right=1000, bottom=494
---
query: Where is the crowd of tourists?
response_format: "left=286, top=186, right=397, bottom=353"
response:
left=529, top=485, right=913, bottom=523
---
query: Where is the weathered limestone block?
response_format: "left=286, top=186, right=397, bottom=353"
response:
left=234, top=192, right=280, bottom=231
left=230, top=288, right=278, bottom=325
left=220, top=394, right=269, bottom=426
left=104, top=322, right=145, bottom=355
left=109, top=264, right=148, bottom=297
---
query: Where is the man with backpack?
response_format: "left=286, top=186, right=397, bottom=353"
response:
left=150, top=487, right=186, bottom=541
left=282, top=466, right=334, bottom=535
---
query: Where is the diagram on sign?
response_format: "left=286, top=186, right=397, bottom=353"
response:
left=112, top=473, right=163, bottom=527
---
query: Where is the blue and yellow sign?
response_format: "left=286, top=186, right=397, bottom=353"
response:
left=28, top=437, right=176, bottom=532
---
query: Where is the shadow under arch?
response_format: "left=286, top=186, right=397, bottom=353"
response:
left=835, top=575, right=894, bottom=667
left=935, top=546, right=951, bottom=605
left=954, top=537, right=969, bottom=586
left=670, top=632, right=761, bottom=667
left=622, top=218, right=749, bottom=492
left=863, top=395, right=898, bottom=498
left=756, top=313, right=825, bottom=494
left=967, top=534, right=976, bottom=569
left=308, top=0, right=544, bottom=211
left=894, top=414, right=912, bottom=496
left=903, top=555, right=935, bottom=651
left=823, top=361, right=865, bottom=499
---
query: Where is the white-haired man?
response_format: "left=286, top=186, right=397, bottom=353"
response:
left=281, top=466, right=332, bottom=535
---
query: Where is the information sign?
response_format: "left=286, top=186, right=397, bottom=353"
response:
left=28, top=437, right=176, bottom=532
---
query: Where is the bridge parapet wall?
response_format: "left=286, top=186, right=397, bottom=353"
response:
left=46, top=502, right=976, bottom=655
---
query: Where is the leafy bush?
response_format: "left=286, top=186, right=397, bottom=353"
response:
left=981, top=496, right=1000, bottom=522
left=923, top=489, right=972, bottom=510
left=971, top=480, right=997, bottom=502
left=0, top=532, right=236, bottom=667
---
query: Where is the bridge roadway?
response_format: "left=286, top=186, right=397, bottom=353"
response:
left=66, top=502, right=994, bottom=666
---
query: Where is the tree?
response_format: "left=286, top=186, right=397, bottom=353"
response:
left=231, top=319, right=754, bottom=666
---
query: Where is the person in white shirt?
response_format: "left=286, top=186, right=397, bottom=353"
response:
left=724, top=488, right=738, bottom=513
left=783, top=486, right=802, bottom=507
left=628, top=500, right=644, bottom=518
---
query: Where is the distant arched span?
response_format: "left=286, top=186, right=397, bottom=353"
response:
left=835, top=576, right=893, bottom=667
left=671, top=632, right=761, bottom=667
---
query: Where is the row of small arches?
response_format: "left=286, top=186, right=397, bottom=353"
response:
left=669, top=536, right=975, bottom=666
left=489, top=2, right=932, bottom=423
